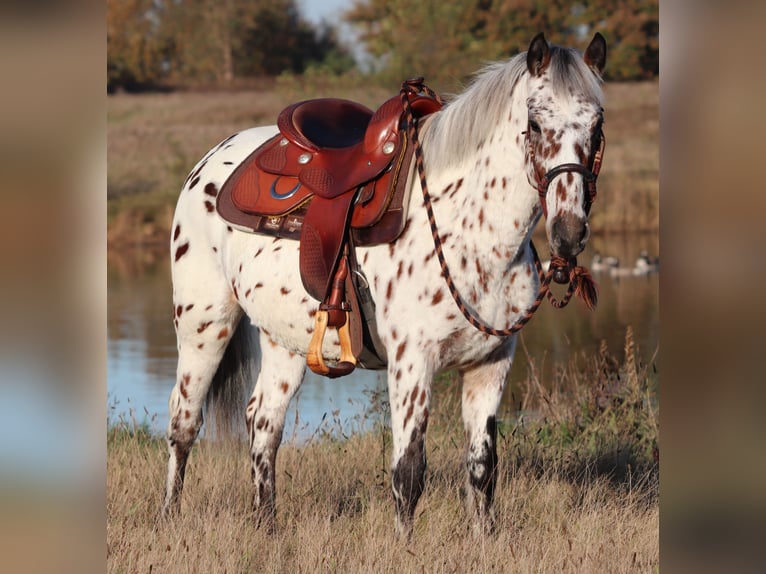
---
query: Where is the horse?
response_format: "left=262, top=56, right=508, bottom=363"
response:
left=162, top=32, right=607, bottom=538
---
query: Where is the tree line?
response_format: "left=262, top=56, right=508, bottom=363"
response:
left=107, top=0, right=658, bottom=91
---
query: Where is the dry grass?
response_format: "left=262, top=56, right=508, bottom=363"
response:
left=107, top=330, right=658, bottom=572
left=106, top=79, right=658, bottom=245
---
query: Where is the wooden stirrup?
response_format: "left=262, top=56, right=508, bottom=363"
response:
left=306, top=309, right=357, bottom=378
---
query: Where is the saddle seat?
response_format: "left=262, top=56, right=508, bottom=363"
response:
left=280, top=98, right=372, bottom=150
left=264, top=94, right=411, bottom=200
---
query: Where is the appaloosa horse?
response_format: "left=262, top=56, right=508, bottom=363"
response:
left=163, top=32, right=607, bottom=537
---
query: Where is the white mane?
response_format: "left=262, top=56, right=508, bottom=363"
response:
left=420, top=46, right=603, bottom=174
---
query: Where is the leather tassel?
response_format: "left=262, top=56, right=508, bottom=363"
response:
left=572, top=266, right=599, bottom=310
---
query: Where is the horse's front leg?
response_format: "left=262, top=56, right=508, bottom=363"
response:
left=460, top=336, right=517, bottom=536
left=388, top=355, right=432, bottom=540
left=246, top=333, right=305, bottom=533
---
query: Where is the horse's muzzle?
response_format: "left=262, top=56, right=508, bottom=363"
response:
left=549, top=213, right=590, bottom=260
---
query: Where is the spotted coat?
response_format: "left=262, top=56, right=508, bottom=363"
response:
left=162, top=33, right=607, bottom=539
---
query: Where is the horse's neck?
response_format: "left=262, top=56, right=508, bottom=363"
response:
left=422, top=86, right=539, bottom=259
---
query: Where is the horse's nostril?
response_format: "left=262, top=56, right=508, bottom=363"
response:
left=551, top=215, right=588, bottom=259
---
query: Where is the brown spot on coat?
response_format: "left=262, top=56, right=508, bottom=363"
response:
left=403, top=403, right=414, bottom=430
left=197, top=321, right=212, bottom=333
left=217, top=327, right=229, bottom=340
left=173, top=225, right=181, bottom=241
left=431, top=289, right=443, bottom=305
left=396, top=340, right=407, bottom=361
left=174, top=242, right=190, bottom=262
left=204, top=183, right=218, bottom=197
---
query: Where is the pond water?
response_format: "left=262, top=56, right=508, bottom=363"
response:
left=107, top=233, right=658, bottom=440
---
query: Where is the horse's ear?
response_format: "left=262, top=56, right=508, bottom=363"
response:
left=584, top=32, right=607, bottom=76
left=527, top=33, right=551, bottom=77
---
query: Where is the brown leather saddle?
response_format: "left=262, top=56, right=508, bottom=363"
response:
left=217, top=78, right=442, bottom=377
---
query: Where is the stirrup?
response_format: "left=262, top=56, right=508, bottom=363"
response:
left=306, top=310, right=357, bottom=378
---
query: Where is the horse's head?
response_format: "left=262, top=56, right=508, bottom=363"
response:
left=524, top=32, right=607, bottom=262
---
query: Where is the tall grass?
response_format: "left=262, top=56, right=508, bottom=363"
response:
left=107, top=329, right=658, bottom=572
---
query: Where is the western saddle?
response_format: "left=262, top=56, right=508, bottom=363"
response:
left=217, top=78, right=442, bottom=377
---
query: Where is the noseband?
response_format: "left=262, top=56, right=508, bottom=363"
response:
left=524, top=121, right=605, bottom=289
left=528, top=127, right=605, bottom=218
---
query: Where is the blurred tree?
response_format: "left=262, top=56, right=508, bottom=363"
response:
left=481, top=0, right=573, bottom=57
left=232, top=1, right=354, bottom=76
left=345, top=0, right=658, bottom=84
left=108, top=0, right=354, bottom=90
left=571, top=0, right=659, bottom=80
left=345, top=0, right=490, bottom=88
left=107, top=0, right=166, bottom=91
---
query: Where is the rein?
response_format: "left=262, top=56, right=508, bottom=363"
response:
left=399, top=79, right=598, bottom=338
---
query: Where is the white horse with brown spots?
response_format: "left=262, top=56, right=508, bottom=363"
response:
left=163, top=33, right=607, bottom=538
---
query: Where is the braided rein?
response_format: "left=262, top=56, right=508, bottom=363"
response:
left=399, top=79, right=597, bottom=338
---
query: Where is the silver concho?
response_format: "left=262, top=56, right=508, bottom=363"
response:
left=383, top=141, right=396, bottom=154
left=298, top=153, right=312, bottom=164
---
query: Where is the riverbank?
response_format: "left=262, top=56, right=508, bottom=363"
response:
left=106, top=81, right=658, bottom=247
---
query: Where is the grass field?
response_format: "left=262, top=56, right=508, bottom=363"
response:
left=107, top=330, right=658, bottom=572
left=106, top=80, right=658, bottom=246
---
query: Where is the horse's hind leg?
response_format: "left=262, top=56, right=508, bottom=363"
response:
left=460, top=337, right=517, bottom=535
left=162, top=295, right=243, bottom=517
left=246, top=332, right=305, bottom=532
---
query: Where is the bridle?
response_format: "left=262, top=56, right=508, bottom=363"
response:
left=527, top=120, right=606, bottom=218
left=400, top=79, right=601, bottom=339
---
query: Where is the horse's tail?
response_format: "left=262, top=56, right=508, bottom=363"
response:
left=205, top=315, right=259, bottom=441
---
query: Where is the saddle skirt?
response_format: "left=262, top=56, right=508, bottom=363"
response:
left=217, top=127, right=413, bottom=245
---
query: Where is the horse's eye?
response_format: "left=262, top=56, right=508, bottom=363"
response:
left=529, top=119, right=541, bottom=133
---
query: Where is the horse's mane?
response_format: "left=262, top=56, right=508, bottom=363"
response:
left=421, top=46, right=603, bottom=173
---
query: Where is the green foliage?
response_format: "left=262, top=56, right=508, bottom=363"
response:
left=346, top=0, right=658, bottom=85
left=107, top=0, right=168, bottom=90
left=345, top=0, right=489, bottom=88
left=107, top=0, right=354, bottom=91
left=571, top=0, right=659, bottom=80
left=509, top=328, right=659, bottom=488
